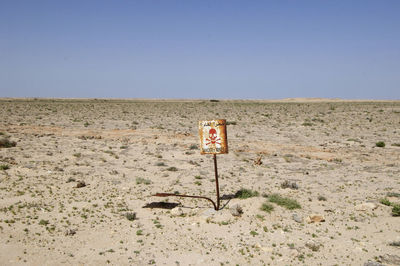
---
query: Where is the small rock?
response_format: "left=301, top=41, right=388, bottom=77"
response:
left=65, top=229, right=76, bottom=236
left=199, top=170, right=208, bottom=176
left=110, top=170, right=118, bottom=175
left=260, top=246, right=273, bottom=252
left=24, top=164, right=36, bottom=169
left=196, top=259, right=204, bottom=264
left=292, top=213, right=303, bottom=223
left=201, top=208, right=217, bottom=218
left=318, top=195, right=327, bottom=201
left=66, top=177, right=76, bottom=183
left=171, top=207, right=184, bottom=216
left=305, top=240, right=321, bottom=252
left=306, top=215, right=325, bottom=223
left=230, top=204, right=243, bottom=217
left=364, top=261, right=384, bottom=266
left=54, top=166, right=64, bottom=172
left=388, top=240, right=400, bottom=247
left=75, top=180, right=86, bottom=188
left=355, top=203, right=378, bottom=211
left=379, top=254, right=400, bottom=265
left=281, top=180, right=298, bottom=190
left=289, top=249, right=299, bottom=257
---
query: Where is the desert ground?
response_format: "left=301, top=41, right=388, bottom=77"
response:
left=0, top=98, right=399, bottom=266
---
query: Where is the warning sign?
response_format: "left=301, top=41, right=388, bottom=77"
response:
left=199, top=120, right=228, bottom=154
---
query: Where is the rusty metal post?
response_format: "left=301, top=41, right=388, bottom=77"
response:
left=213, top=154, right=220, bottom=210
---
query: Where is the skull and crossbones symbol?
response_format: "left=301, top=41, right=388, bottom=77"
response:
left=205, top=128, right=221, bottom=146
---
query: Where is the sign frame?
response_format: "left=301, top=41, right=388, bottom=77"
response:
left=199, top=119, right=228, bottom=155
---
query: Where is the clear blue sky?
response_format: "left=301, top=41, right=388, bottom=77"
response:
left=1, top=1, right=399, bottom=99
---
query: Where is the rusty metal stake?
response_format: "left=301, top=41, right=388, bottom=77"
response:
left=213, top=154, right=220, bottom=210
left=154, top=154, right=221, bottom=211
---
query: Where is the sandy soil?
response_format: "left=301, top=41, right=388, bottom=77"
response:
left=0, top=98, right=399, bottom=265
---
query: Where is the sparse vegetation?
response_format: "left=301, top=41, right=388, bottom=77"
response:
left=268, top=194, right=301, bottom=210
left=375, top=141, right=385, bottom=147
left=0, top=164, right=10, bottom=170
left=234, top=188, right=259, bottom=199
left=39, top=219, right=49, bottom=226
left=392, top=204, right=400, bottom=217
left=250, top=230, right=258, bottom=237
left=189, top=144, right=198, bottom=150
left=387, top=192, right=400, bottom=198
left=136, top=177, right=151, bottom=185
left=380, top=198, right=391, bottom=206
left=124, top=212, right=136, bottom=221
left=378, top=198, right=400, bottom=216
left=302, top=121, right=313, bottom=126
left=0, top=137, right=16, bottom=148
left=260, top=202, right=274, bottom=213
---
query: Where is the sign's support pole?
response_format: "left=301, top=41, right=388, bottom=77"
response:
left=213, top=154, right=220, bottom=210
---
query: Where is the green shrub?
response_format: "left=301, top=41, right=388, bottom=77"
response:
left=260, top=202, right=274, bottom=213
left=250, top=230, right=258, bottom=236
left=380, top=198, right=392, bottom=206
left=268, top=194, right=301, bottom=210
left=39, top=219, right=49, bottom=226
left=189, top=144, right=198, bottom=150
left=0, top=164, right=10, bottom=170
left=392, top=204, right=400, bottom=217
left=376, top=141, right=385, bottom=147
left=125, top=212, right=136, bottom=221
left=302, top=122, right=313, bottom=127
left=234, top=188, right=259, bottom=199
left=387, top=192, right=400, bottom=198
